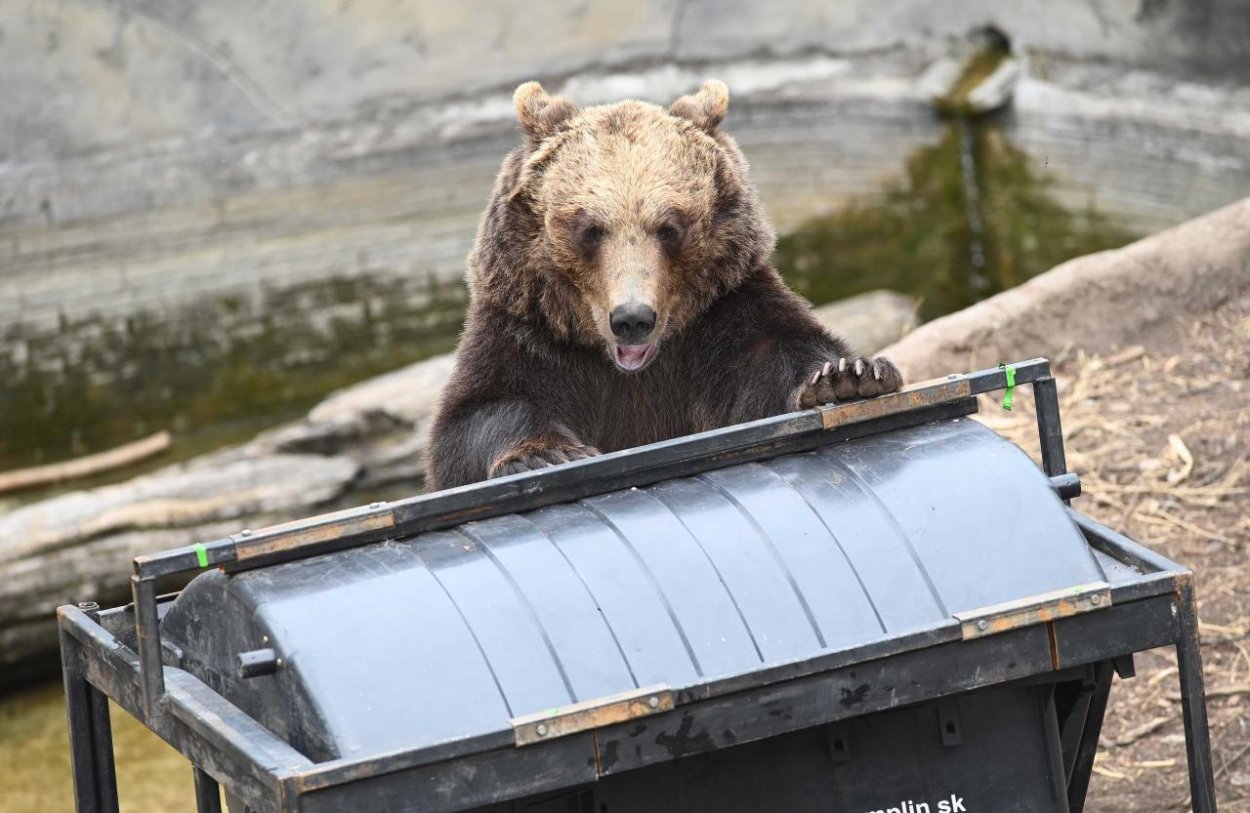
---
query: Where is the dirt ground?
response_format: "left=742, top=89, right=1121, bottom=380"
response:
left=980, top=291, right=1250, bottom=812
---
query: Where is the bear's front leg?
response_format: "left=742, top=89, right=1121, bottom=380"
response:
left=488, top=434, right=601, bottom=479
left=427, top=393, right=601, bottom=489
left=794, top=356, right=903, bottom=409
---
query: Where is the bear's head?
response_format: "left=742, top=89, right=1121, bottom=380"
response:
left=469, top=80, right=774, bottom=373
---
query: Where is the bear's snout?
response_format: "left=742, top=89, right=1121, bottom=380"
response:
left=609, top=302, right=657, bottom=344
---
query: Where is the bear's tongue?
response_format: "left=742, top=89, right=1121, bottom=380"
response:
left=612, top=343, right=654, bottom=372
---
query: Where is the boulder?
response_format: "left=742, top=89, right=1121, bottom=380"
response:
left=812, top=290, right=919, bottom=355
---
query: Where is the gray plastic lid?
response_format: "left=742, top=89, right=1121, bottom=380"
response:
left=161, top=417, right=1104, bottom=760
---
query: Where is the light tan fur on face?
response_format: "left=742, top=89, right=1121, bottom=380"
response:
left=531, top=101, right=722, bottom=349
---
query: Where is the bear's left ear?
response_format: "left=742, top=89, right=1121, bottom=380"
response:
left=669, top=80, right=729, bottom=133
left=515, top=81, right=579, bottom=145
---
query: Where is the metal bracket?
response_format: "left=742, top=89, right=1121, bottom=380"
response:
left=510, top=685, right=673, bottom=747
left=938, top=697, right=963, bottom=747
left=826, top=723, right=853, bottom=763
left=954, top=582, right=1112, bottom=640
left=1112, top=654, right=1136, bottom=679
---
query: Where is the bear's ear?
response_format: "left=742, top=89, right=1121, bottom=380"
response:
left=514, top=81, right=579, bottom=145
left=669, top=80, right=729, bottom=133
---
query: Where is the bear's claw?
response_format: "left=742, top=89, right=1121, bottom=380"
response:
left=489, top=442, right=601, bottom=479
left=796, top=356, right=903, bottom=408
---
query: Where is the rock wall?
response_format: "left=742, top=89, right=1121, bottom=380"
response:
left=4, top=54, right=1249, bottom=333
left=5, top=0, right=1247, bottom=171
left=3, top=2, right=1248, bottom=333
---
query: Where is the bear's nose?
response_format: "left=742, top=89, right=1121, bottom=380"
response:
left=609, top=303, right=657, bottom=343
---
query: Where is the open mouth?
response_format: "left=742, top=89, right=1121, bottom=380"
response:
left=611, top=342, right=657, bottom=372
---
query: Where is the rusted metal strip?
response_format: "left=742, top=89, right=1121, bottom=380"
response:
left=232, top=504, right=396, bottom=563
left=955, top=581, right=1112, bottom=640
left=510, top=685, right=673, bottom=747
left=818, top=375, right=973, bottom=430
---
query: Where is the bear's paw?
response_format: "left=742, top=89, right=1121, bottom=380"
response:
left=796, top=356, right=903, bottom=408
left=488, top=440, right=602, bottom=479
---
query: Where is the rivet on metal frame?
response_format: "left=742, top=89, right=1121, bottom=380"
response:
left=955, top=582, right=1113, bottom=640
left=510, top=685, right=674, bottom=747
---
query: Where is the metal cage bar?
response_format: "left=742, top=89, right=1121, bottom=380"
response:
left=1065, top=661, right=1114, bottom=813
left=194, top=768, right=224, bottom=813
left=1177, top=576, right=1219, bottom=812
left=61, top=613, right=120, bottom=813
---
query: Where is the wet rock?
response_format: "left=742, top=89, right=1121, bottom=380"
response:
left=964, top=58, right=1021, bottom=114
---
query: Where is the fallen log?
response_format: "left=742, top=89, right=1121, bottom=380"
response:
left=0, top=454, right=360, bottom=692
left=0, top=431, right=171, bottom=495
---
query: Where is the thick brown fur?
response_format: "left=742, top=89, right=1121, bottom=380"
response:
left=426, top=80, right=903, bottom=490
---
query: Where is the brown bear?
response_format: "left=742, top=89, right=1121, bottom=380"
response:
left=426, top=80, right=903, bottom=490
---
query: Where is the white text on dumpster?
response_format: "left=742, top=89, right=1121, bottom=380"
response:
left=866, top=794, right=967, bottom=813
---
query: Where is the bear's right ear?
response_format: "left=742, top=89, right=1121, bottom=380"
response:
left=514, top=82, right=579, bottom=145
left=670, top=80, right=729, bottom=133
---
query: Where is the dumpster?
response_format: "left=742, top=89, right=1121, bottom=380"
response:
left=58, top=359, right=1218, bottom=813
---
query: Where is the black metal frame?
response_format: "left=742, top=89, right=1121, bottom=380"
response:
left=58, top=359, right=1218, bottom=813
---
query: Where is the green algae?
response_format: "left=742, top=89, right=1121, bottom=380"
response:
left=775, top=119, right=1138, bottom=323
left=0, top=273, right=467, bottom=483
left=777, top=28, right=1134, bottom=320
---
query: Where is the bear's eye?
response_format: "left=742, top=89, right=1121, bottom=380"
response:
left=656, top=222, right=684, bottom=256
left=579, top=224, right=605, bottom=250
